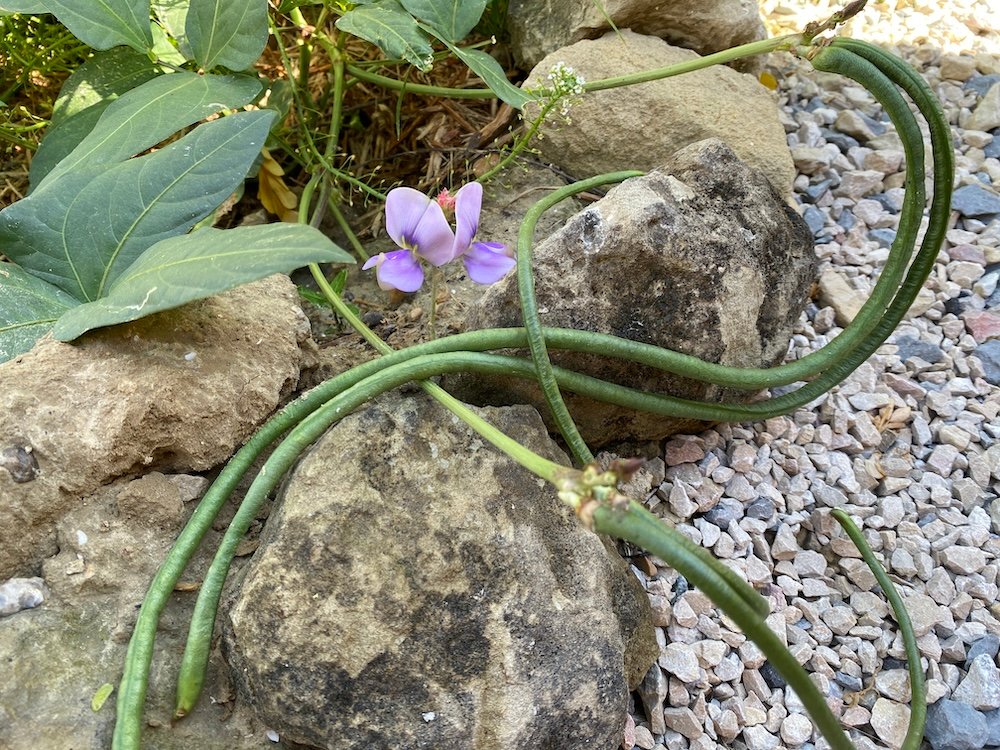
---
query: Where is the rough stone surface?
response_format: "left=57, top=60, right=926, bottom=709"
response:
left=0, top=274, right=314, bottom=577
left=223, top=393, right=658, bottom=750
left=520, top=32, right=795, bottom=197
left=925, top=699, right=990, bottom=750
left=506, top=0, right=766, bottom=71
left=0, top=577, right=46, bottom=616
left=0, top=473, right=274, bottom=750
left=953, top=654, right=1000, bottom=710
left=451, top=141, right=816, bottom=447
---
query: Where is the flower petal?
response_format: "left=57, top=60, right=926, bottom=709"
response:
left=452, top=182, right=482, bottom=258
left=463, top=242, right=515, bottom=285
left=385, top=187, right=454, bottom=266
left=373, top=249, right=424, bottom=292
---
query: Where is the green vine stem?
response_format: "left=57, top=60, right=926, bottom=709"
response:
left=113, top=22, right=952, bottom=750
left=515, top=170, right=643, bottom=465
left=595, top=501, right=854, bottom=750
left=831, top=509, right=927, bottom=750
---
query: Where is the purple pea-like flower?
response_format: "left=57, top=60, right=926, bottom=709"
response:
left=363, top=183, right=514, bottom=292
left=363, top=187, right=455, bottom=292
left=449, top=182, right=516, bottom=285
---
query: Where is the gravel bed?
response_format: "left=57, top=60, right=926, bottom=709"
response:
left=621, top=3, right=1000, bottom=749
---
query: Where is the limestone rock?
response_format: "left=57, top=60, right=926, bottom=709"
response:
left=506, top=0, right=766, bottom=71
left=223, top=393, right=657, bottom=750
left=0, top=274, right=314, bottom=577
left=520, top=32, right=795, bottom=198
left=448, top=141, right=816, bottom=447
left=0, top=474, right=271, bottom=750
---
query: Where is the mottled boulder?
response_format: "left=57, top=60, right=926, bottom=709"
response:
left=448, top=139, right=817, bottom=447
left=507, top=0, right=766, bottom=71
left=0, top=473, right=276, bottom=750
left=521, top=31, right=795, bottom=198
left=0, top=274, right=315, bottom=577
left=223, top=393, right=658, bottom=750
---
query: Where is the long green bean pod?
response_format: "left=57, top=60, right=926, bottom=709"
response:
left=831, top=508, right=926, bottom=750
left=114, top=31, right=954, bottom=750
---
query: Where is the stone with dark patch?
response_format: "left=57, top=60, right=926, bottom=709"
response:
left=223, top=392, right=657, bottom=750
left=0, top=274, right=315, bottom=577
left=447, top=140, right=817, bottom=448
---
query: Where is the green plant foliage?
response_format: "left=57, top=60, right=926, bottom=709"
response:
left=0, top=0, right=153, bottom=52
left=29, top=49, right=163, bottom=187
left=52, top=224, right=353, bottom=340
left=152, top=0, right=192, bottom=54
left=434, top=38, right=530, bottom=108
left=186, top=0, right=269, bottom=71
left=335, top=0, right=434, bottom=71
left=37, top=71, right=262, bottom=189
left=1, top=110, right=278, bottom=301
left=0, top=263, right=78, bottom=361
left=398, top=0, right=485, bottom=42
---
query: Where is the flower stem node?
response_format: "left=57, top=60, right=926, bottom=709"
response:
left=553, top=458, right=643, bottom=529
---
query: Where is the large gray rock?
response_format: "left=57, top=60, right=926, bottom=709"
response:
left=507, top=0, right=766, bottom=71
left=521, top=31, right=795, bottom=198
left=449, top=139, right=816, bottom=448
left=223, top=392, right=658, bottom=750
left=0, top=274, right=315, bottom=577
left=0, top=473, right=275, bottom=750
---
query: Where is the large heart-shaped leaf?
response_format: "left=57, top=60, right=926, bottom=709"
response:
left=53, top=224, right=354, bottom=340
left=0, top=110, right=277, bottom=302
left=30, top=48, right=163, bottom=188
left=336, top=0, right=433, bottom=71
left=0, top=261, right=78, bottom=362
left=0, top=0, right=154, bottom=52
left=399, top=0, right=485, bottom=42
left=186, top=0, right=269, bottom=71
left=38, top=71, right=262, bottom=188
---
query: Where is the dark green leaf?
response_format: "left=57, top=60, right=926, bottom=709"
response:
left=7, top=0, right=154, bottom=52
left=186, top=0, right=269, bottom=71
left=336, top=0, right=433, bottom=71
left=38, top=71, right=262, bottom=188
left=399, top=0, right=485, bottom=42
left=0, top=110, right=277, bottom=302
left=421, top=27, right=531, bottom=109
left=30, top=49, right=162, bottom=188
left=0, top=262, right=78, bottom=363
left=53, top=224, right=354, bottom=340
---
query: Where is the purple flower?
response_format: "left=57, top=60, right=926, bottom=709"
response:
left=363, top=186, right=455, bottom=292
left=363, top=183, right=514, bottom=292
left=449, top=183, right=516, bottom=285
left=463, top=241, right=516, bottom=284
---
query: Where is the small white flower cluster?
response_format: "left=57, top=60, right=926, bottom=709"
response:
left=544, top=61, right=586, bottom=118
left=546, top=61, right=586, bottom=97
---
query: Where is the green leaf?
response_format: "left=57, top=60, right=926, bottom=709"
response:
left=186, top=0, right=269, bottom=71
left=30, top=48, right=162, bottom=189
left=38, top=70, right=262, bottom=188
left=53, top=224, right=354, bottom=340
left=150, top=20, right=189, bottom=66
left=0, top=262, right=78, bottom=363
left=4, top=0, right=154, bottom=52
left=336, top=0, right=433, bottom=71
left=152, top=0, right=190, bottom=48
left=398, top=0, right=485, bottom=42
left=0, top=110, right=277, bottom=302
left=0, top=3, right=50, bottom=13
left=421, top=27, right=531, bottom=109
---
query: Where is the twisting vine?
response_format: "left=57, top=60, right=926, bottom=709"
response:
left=111, top=12, right=950, bottom=750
